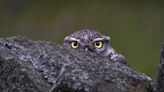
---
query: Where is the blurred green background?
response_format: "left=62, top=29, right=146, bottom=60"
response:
left=0, top=0, right=164, bottom=79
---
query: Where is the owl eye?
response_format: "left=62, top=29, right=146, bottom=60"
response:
left=93, top=41, right=103, bottom=49
left=71, top=41, right=79, bottom=49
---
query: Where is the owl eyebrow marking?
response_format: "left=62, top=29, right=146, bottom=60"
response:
left=93, top=36, right=110, bottom=42
left=64, top=36, right=80, bottom=42
left=93, top=38, right=104, bottom=42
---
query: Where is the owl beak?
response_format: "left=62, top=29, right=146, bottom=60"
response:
left=84, top=47, right=88, bottom=51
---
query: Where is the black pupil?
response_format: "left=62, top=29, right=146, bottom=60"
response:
left=96, top=42, right=100, bottom=46
left=73, top=42, right=78, bottom=46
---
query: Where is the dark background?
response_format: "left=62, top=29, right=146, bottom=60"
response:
left=0, top=0, right=164, bottom=79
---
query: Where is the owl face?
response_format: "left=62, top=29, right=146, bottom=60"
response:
left=63, top=29, right=110, bottom=53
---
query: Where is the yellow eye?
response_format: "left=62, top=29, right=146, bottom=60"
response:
left=93, top=41, right=103, bottom=48
left=71, top=41, right=79, bottom=49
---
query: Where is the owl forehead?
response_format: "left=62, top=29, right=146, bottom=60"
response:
left=70, top=29, right=103, bottom=41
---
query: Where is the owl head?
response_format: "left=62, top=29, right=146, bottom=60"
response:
left=63, top=29, right=110, bottom=53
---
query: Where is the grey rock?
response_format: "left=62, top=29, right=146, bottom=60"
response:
left=157, top=45, right=164, bottom=92
left=0, top=36, right=155, bottom=92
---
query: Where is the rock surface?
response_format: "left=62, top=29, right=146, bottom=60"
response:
left=0, top=36, right=155, bottom=92
left=157, top=45, right=164, bottom=92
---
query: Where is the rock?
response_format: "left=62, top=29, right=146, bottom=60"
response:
left=0, top=36, right=155, bottom=92
left=157, top=45, right=164, bottom=92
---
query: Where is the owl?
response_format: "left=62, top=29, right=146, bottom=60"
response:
left=63, top=29, right=127, bottom=65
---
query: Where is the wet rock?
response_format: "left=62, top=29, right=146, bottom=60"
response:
left=0, top=36, right=155, bottom=92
